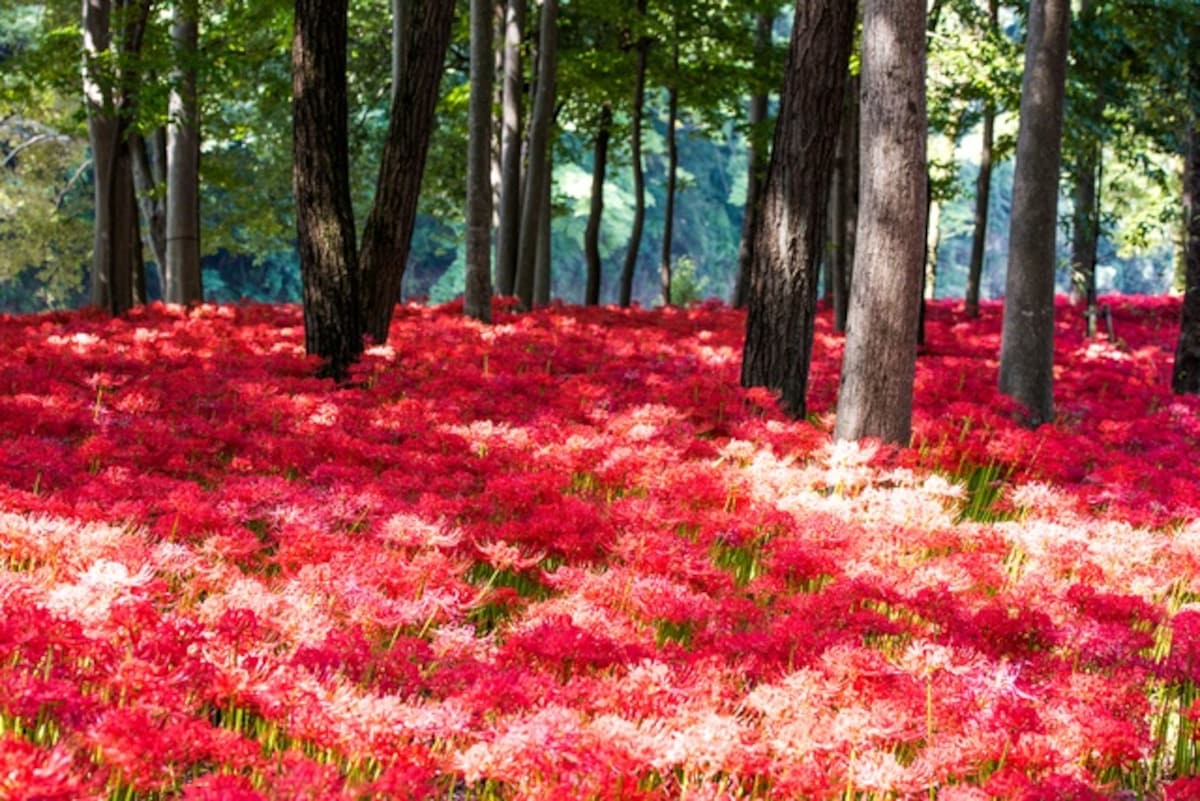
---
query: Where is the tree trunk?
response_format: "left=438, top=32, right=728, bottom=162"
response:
left=464, top=0, right=494, bottom=322
left=495, top=0, right=523, bottom=296
left=584, top=103, right=612, bottom=305
left=533, top=147, right=552, bottom=306
left=998, top=0, right=1071, bottom=426
left=166, top=0, right=203, bottom=304
left=660, top=35, right=679, bottom=306
left=515, top=0, right=557, bottom=310
left=733, top=11, right=772, bottom=309
left=740, top=0, right=855, bottom=419
left=293, top=0, right=361, bottom=377
left=130, top=129, right=167, bottom=292
left=618, top=0, right=649, bottom=308
left=834, top=0, right=927, bottom=444
left=1172, top=39, right=1200, bottom=394
left=965, top=0, right=998, bottom=318
left=83, top=0, right=151, bottom=316
left=391, top=0, right=411, bottom=105
left=1071, top=152, right=1101, bottom=334
left=833, top=73, right=860, bottom=333
left=360, top=0, right=455, bottom=342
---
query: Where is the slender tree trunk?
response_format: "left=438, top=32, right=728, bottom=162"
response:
left=464, top=0, right=494, bottom=322
left=495, top=0, right=523, bottom=296
left=130, top=129, right=167, bottom=290
left=166, top=0, right=203, bottom=304
left=515, top=0, right=557, bottom=310
left=1172, top=38, right=1200, bottom=394
left=740, top=0, right=855, bottom=418
left=733, top=11, right=772, bottom=309
left=618, top=0, right=649, bottom=308
left=1071, top=151, right=1101, bottom=334
left=533, top=147, right=552, bottom=306
left=916, top=3, right=944, bottom=348
left=834, top=0, right=927, bottom=444
left=360, top=0, right=456, bottom=342
left=834, top=73, right=860, bottom=333
left=293, top=0, right=361, bottom=377
left=965, top=110, right=996, bottom=316
left=998, top=0, right=1071, bottom=426
left=660, top=34, right=679, bottom=306
left=584, top=103, right=612, bottom=305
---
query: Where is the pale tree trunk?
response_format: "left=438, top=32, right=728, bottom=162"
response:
left=998, top=0, right=1071, bottom=426
left=660, top=33, right=679, bottom=306
left=584, top=103, right=612, bottom=305
left=965, top=0, right=998, bottom=318
left=83, top=0, right=151, bottom=316
left=166, top=0, right=203, bottom=304
left=464, top=0, right=494, bottom=321
left=834, top=0, right=927, bottom=444
left=733, top=11, right=772, bottom=309
left=293, top=0, right=361, bottom=377
left=360, top=0, right=455, bottom=342
left=495, top=0, right=523, bottom=296
left=515, top=0, right=557, bottom=310
left=618, top=0, right=649, bottom=308
left=740, top=0, right=855, bottom=418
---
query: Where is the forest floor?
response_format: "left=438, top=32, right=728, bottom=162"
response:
left=1, top=296, right=1199, bottom=800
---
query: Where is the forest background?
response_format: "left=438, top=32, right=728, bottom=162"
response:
left=0, top=0, right=1190, bottom=315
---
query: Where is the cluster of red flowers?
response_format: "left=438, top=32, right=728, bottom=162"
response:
left=0, top=296, right=1197, bottom=799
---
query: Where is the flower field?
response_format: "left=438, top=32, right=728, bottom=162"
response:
left=2, top=295, right=1200, bottom=800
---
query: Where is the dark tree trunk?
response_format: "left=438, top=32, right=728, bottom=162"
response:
left=618, top=0, right=649, bottom=308
left=965, top=0, right=998, bottom=319
left=1071, top=153, right=1101, bottom=334
left=533, top=147, right=552, bottom=306
left=130, top=129, right=167, bottom=291
left=740, top=0, right=855, bottom=418
left=83, top=0, right=151, bottom=316
left=165, top=0, right=203, bottom=304
left=495, top=0, right=524, bottom=296
left=360, top=0, right=455, bottom=342
left=1173, top=49, right=1200, bottom=393
left=733, top=11, right=772, bottom=309
left=660, top=35, right=679, bottom=306
left=515, top=0, right=557, bottom=310
left=464, top=0, right=494, bottom=322
left=834, top=0, right=927, bottom=444
left=293, top=0, right=361, bottom=377
left=584, top=103, right=612, bottom=305
left=998, top=0, right=1071, bottom=426
left=833, top=73, right=860, bottom=333
left=966, top=116, right=995, bottom=317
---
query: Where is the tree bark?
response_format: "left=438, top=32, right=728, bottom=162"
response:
left=495, top=0, right=524, bottom=296
left=293, top=0, right=361, bottom=377
left=515, top=0, right=557, bottom=310
left=130, top=129, right=167, bottom=291
left=998, top=0, right=1071, bottom=426
left=83, top=0, right=151, bottom=316
left=584, top=103, right=612, bottom=305
left=166, top=0, right=203, bottom=304
left=834, top=0, right=927, bottom=444
left=1070, top=151, right=1101, bottom=334
left=833, top=72, right=860, bottom=333
left=464, top=0, right=494, bottom=322
left=360, top=0, right=455, bottom=342
left=965, top=0, right=998, bottom=318
left=733, top=11, right=772, bottom=309
left=660, top=34, right=679, bottom=306
left=740, top=0, right=855, bottom=419
left=533, top=146, right=552, bottom=306
left=1172, top=38, right=1200, bottom=394
left=618, top=0, right=649, bottom=308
